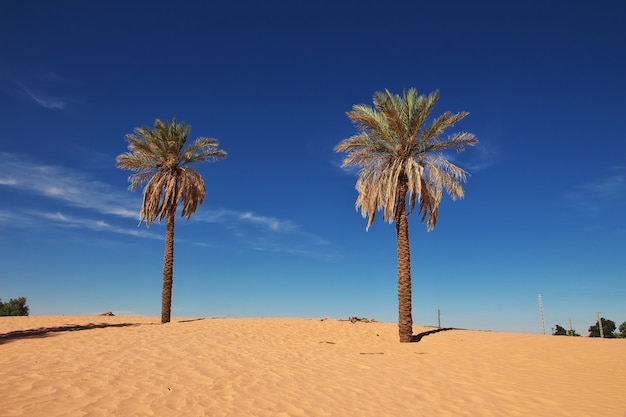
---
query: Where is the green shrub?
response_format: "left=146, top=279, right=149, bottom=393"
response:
left=0, top=297, right=30, bottom=316
left=589, top=318, right=616, bottom=338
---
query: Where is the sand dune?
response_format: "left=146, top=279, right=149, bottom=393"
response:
left=1, top=316, right=624, bottom=417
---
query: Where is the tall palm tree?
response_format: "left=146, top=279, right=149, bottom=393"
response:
left=116, top=118, right=226, bottom=323
left=335, top=89, right=477, bottom=342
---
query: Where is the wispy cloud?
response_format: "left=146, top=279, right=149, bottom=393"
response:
left=463, top=143, right=497, bottom=172
left=239, top=211, right=297, bottom=232
left=31, top=210, right=161, bottom=239
left=195, top=208, right=332, bottom=257
left=0, top=177, right=18, bottom=186
left=0, top=152, right=138, bottom=219
left=0, top=209, right=33, bottom=226
left=0, top=152, right=334, bottom=257
left=564, top=166, right=626, bottom=217
left=570, top=170, right=625, bottom=197
left=197, top=208, right=298, bottom=233
left=15, top=81, right=68, bottom=110
left=0, top=207, right=160, bottom=240
left=0, top=151, right=157, bottom=238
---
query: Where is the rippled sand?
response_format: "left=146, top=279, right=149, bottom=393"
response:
left=1, top=316, right=624, bottom=416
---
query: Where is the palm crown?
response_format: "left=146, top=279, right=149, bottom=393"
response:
left=116, top=118, right=227, bottom=226
left=335, top=89, right=477, bottom=231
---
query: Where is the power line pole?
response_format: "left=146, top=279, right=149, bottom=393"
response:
left=538, top=293, right=546, bottom=335
left=437, top=309, right=441, bottom=328
left=597, top=312, right=604, bottom=338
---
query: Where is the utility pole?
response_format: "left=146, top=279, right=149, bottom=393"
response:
left=437, top=309, right=441, bottom=328
left=597, top=312, right=604, bottom=338
left=538, top=294, right=546, bottom=335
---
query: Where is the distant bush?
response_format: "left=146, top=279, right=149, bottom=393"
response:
left=553, top=324, right=579, bottom=336
left=566, top=328, right=580, bottom=337
left=0, top=297, right=30, bottom=316
left=618, top=321, right=626, bottom=338
left=588, top=318, right=616, bottom=338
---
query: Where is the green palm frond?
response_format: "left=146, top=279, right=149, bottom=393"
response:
left=116, top=117, right=227, bottom=226
left=347, top=104, right=395, bottom=146
left=335, top=89, right=477, bottom=231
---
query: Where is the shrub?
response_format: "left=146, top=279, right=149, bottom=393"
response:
left=588, top=318, right=616, bottom=338
left=0, top=297, right=30, bottom=316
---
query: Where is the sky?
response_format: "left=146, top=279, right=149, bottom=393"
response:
left=1, top=1, right=625, bottom=334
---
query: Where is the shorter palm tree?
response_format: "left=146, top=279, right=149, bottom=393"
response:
left=335, top=89, right=477, bottom=342
left=116, top=117, right=226, bottom=323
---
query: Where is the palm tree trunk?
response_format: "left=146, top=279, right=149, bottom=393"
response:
left=161, top=211, right=175, bottom=323
left=396, top=177, right=413, bottom=342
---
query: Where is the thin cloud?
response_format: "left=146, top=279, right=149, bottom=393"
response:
left=571, top=172, right=624, bottom=197
left=566, top=167, right=625, bottom=200
left=1, top=152, right=333, bottom=256
left=0, top=209, right=33, bottom=226
left=239, top=211, right=297, bottom=232
left=196, top=208, right=332, bottom=257
left=0, top=152, right=139, bottom=220
left=565, top=166, right=626, bottom=216
left=0, top=177, right=17, bottom=186
left=16, top=81, right=67, bottom=110
left=463, top=143, right=497, bottom=172
left=0, top=207, right=160, bottom=240
left=30, top=210, right=161, bottom=239
left=197, top=208, right=298, bottom=233
left=244, top=234, right=335, bottom=259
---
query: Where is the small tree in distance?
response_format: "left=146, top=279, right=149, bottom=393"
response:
left=0, top=297, right=30, bottom=316
left=567, top=328, right=580, bottom=337
left=553, top=324, right=580, bottom=336
left=618, top=321, right=626, bottom=338
left=589, top=318, right=617, bottom=338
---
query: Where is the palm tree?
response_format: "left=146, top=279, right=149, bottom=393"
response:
left=116, top=118, right=226, bottom=323
left=335, top=89, right=477, bottom=342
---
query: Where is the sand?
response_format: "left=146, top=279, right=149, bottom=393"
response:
left=1, top=316, right=624, bottom=417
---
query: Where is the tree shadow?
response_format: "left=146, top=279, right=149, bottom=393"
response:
left=410, top=327, right=456, bottom=343
left=0, top=322, right=149, bottom=345
left=177, top=318, right=207, bottom=323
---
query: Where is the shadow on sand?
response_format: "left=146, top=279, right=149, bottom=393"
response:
left=410, top=327, right=457, bottom=343
left=177, top=317, right=207, bottom=323
left=0, top=322, right=148, bottom=345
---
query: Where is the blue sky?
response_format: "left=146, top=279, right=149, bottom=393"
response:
left=1, top=1, right=624, bottom=334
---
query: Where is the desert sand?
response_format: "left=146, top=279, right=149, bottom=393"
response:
left=0, top=316, right=624, bottom=417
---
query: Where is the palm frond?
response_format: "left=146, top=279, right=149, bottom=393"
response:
left=412, top=90, right=439, bottom=141
left=374, top=90, right=406, bottom=142
left=335, top=88, right=477, bottom=231
left=347, top=104, right=396, bottom=147
left=182, top=137, right=228, bottom=164
left=421, top=111, right=469, bottom=146
left=116, top=117, right=226, bottom=226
